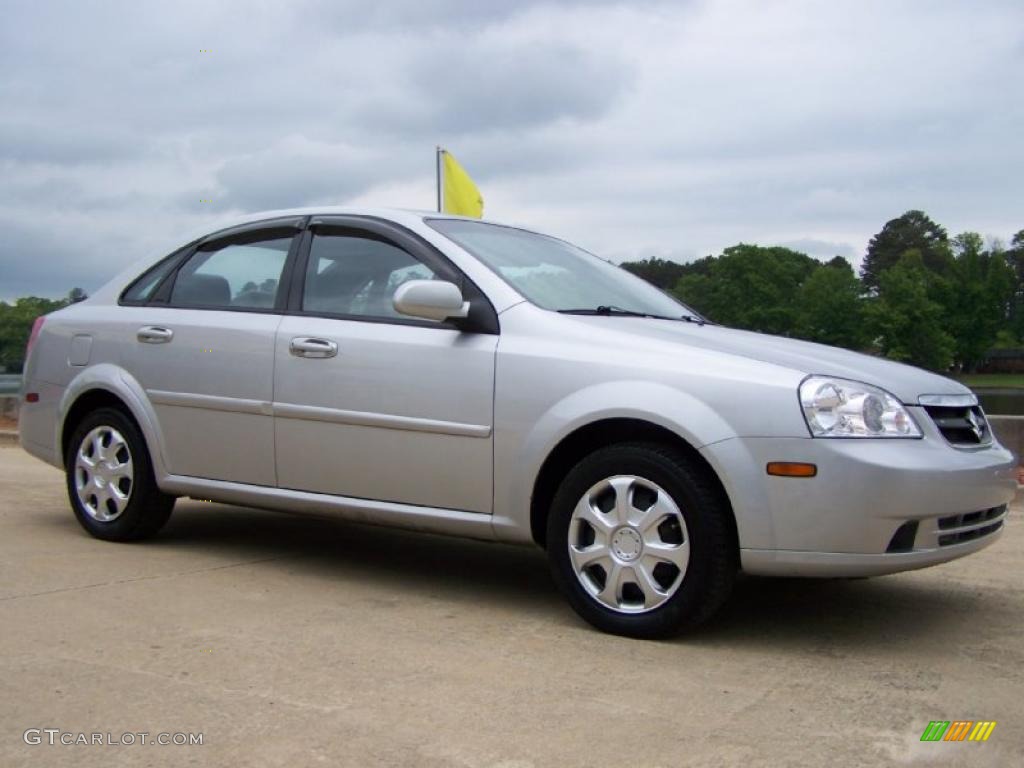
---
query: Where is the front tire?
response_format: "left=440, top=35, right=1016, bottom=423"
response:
left=65, top=407, right=174, bottom=541
left=546, top=442, right=736, bottom=638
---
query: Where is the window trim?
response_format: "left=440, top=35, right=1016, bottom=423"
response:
left=289, top=215, right=499, bottom=334
left=159, top=222, right=304, bottom=315
left=119, top=216, right=307, bottom=310
left=118, top=243, right=196, bottom=306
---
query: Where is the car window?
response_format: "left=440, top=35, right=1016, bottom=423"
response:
left=121, top=250, right=185, bottom=304
left=302, top=234, right=439, bottom=319
left=170, top=237, right=292, bottom=310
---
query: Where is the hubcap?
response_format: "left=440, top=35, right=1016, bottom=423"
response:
left=611, top=527, right=643, bottom=561
left=568, top=475, right=690, bottom=614
left=74, top=426, right=133, bottom=522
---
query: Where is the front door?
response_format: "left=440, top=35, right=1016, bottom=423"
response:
left=273, top=222, right=497, bottom=513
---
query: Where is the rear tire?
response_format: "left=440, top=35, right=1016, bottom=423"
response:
left=546, top=442, right=736, bottom=638
left=65, top=407, right=174, bottom=541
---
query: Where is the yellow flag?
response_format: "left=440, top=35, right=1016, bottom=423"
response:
left=441, top=149, right=484, bottom=218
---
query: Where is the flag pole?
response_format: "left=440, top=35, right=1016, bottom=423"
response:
left=435, top=146, right=443, bottom=213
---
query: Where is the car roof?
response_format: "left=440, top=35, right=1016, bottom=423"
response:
left=210, top=206, right=475, bottom=232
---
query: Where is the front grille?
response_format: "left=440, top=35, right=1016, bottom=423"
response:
left=923, top=404, right=992, bottom=446
left=936, top=505, right=1006, bottom=546
left=938, top=506, right=1004, bottom=530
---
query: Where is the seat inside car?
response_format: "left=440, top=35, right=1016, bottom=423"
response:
left=174, top=273, right=231, bottom=306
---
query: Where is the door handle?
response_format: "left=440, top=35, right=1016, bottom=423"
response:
left=137, top=326, right=174, bottom=344
left=289, top=337, right=338, bottom=359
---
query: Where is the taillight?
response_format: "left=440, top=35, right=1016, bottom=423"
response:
left=25, top=316, right=45, bottom=359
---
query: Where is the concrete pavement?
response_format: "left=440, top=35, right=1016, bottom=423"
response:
left=1, top=444, right=1021, bottom=767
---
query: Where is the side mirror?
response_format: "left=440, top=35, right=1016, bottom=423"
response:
left=393, top=280, right=470, bottom=322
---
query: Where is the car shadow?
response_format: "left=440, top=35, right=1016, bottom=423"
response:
left=55, top=500, right=1012, bottom=649
left=695, top=573, right=988, bottom=651
left=153, top=501, right=564, bottom=617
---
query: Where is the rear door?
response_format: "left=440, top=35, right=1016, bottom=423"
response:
left=126, top=219, right=302, bottom=485
left=272, top=217, right=498, bottom=513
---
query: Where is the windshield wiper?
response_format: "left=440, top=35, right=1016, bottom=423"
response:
left=559, top=305, right=706, bottom=325
left=679, top=314, right=706, bottom=325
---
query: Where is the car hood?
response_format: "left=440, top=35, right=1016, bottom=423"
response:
left=566, top=316, right=969, bottom=404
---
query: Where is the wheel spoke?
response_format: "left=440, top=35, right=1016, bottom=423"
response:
left=77, top=446, right=96, bottom=468
left=108, top=484, right=129, bottom=515
left=569, top=542, right=610, bottom=571
left=631, top=489, right=677, bottom=532
left=644, top=540, right=690, bottom=571
left=92, top=484, right=110, bottom=519
left=106, top=436, right=128, bottom=467
left=632, top=563, right=665, bottom=607
left=597, top=562, right=625, bottom=607
left=573, top=496, right=615, bottom=535
left=607, top=477, right=635, bottom=526
left=92, top=432, right=106, bottom=462
left=110, top=458, right=133, bottom=480
left=75, top=457, right=93, bottom=481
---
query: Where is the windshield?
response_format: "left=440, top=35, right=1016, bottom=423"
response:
left=427, top=219, right=698, bottom=319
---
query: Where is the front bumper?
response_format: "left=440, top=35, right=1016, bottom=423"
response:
left=740, top=524, right=1006, bottom=577
left=701, top=412, right=1016, bottom=577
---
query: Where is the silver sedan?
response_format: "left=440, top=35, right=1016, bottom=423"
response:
left=18, top=208, right=1016, bottom=637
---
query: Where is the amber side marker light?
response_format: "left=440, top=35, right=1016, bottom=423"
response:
left=766, top=462, right=817, bottom=478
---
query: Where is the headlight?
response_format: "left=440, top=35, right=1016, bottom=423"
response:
left=799, top=376, right=921, bottom=438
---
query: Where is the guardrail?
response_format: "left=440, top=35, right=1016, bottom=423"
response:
left=0, top=374, right=22, bottom=396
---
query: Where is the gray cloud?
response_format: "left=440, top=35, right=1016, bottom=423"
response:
left=354, top=41, right=633, bottom=136
left=297, top=0, right=651, bottom=30
left=0, top=123, right=146, bottom=165
left=210, top=138, right=393, bottom=211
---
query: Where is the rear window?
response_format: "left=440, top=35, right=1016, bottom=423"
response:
left=120, top=249, right=188, bottom=304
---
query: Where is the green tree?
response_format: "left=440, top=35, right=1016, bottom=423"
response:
left=861, top=210, right=952, bottom=292
left=619, top=257, right=690, bottom=290
left=1005, top=229, right=1024, bottom=340
left=673, top=244, right=819, bottom=335
left=0, top=297, right=67, bottom=373
left=866, top=251, right=954, bottom=371
left=939, top=233, right=1016, bottom=371
left=795, top=258, right=866, bottom=349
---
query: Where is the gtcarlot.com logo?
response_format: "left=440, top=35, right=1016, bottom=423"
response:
left=920, top=721, right=996, bottom=742
left=23, top=729, right=203, bottom=746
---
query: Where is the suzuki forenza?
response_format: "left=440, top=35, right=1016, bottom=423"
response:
left=19, top=208, right=1016, bottom=637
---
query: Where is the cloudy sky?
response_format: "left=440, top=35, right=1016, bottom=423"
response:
left=2, top=0, right=1022, bottom=299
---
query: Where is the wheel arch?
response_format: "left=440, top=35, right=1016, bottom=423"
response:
left=61, top=390, right=138, bottom=458
left=58, top=365, right=169, bottom=479
left=529, top=417, right=738, bottom=552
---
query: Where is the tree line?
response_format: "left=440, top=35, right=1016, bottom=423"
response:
left=0, top=290, right=86, bottom=373
left=621, top=210, right=1024, bottom=372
